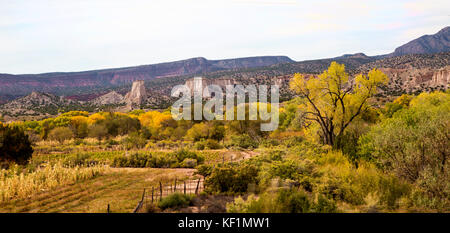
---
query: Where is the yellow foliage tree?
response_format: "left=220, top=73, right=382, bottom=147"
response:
left=138, top=111, right=172, bottom=130
left=289, top=61, right=388, bottom=145
left=70, top=116, right=89, bottom=138
left=87, top=113, right=106, bottom=125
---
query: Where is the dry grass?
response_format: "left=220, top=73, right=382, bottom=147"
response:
left=0, top=167, right=194, bottom=213
left=0, top=163, right=106, bottom=203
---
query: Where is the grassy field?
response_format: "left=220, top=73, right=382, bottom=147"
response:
left=0, top=140, right=256, bottom=213
left=0, top=167, right=195, bottom=213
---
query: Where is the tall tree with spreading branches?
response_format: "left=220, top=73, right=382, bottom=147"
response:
left=289, top=61, right=388, bottom=146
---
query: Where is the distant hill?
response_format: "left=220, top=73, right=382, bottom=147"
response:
left=0, top=91, right=88, bottom=117
left=391, top=27, right=450, bottom=57
left=1, top=26, right=449, bottom=115
left=0, top=56, right=293, bottom=98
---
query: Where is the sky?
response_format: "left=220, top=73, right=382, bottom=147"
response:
left=0, top=0, right=449, bottom=74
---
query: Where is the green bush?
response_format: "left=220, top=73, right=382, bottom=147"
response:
left=194, top=141, right=206, bottom=150
left=227, top=134, right=258, bottom=149
left=63, top=153, right=98, bottom=167
left=158, top=193, right=193, bottom=210
left=277, top=188, right=311, bottom=213
left=111, top=150, right=204, bottom=168
left=48, top=127, right=73, bottom=143
left=260, top=138, right=280, bottom=148
left=205, top=139, right=222, bottom=149
left=195, top=139, right=222, bottom=150
left=312, top=195, right=337, bottom=213
left=195, top=164, right=213, bottom=177
left=205, top=163, right=259, bottom=193
left=121, top=132, right=147, bottom=150
left=227, top=188, right=336, bottom=213
left=359, top=92, right=449, bottom=209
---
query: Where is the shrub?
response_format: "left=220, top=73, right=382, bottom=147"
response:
left=63, top=153, right=99, bottom=167
left=121, top=132, right=147, bottom=149
left=195, top=164, right=213, bottom=177
left=88, top=124, right=108, bottom=140
left=312, top=195, right=337, bottom=213
left=111, top=150, right=203, bottom=168
left=48, top=127, right=73, bottom=143
left=194, top=141, right=206, bottom=150
left=359, top=91, right=449, bottom=207
left=181, top=158, right=197, bottom=168
left=227, top=134, right=258, bottom=149
left=227, top=188, right=335, bottom=213
left=277, top=188, right=311, bottom=213
left=205, top=139, right=222, bottom=149
left=170, top=149, right=204, bottom=165
left=158, top=193, right=193, bottom=210
left=260, top=138, right=280, bottom=148
left=206, top=163, right=259, bottom=193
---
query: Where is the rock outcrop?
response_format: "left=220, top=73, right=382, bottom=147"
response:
left=124, top=80, right=147, bottom=109
left=91, top=91, right=124, bottom=105
left=185, top=77, right=237, bottom=96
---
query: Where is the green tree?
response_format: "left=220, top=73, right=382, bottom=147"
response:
left=289, top=61, right=388, bottom=145
left=0, top=124, right=33, bottom=164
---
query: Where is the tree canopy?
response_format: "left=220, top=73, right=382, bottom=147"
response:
left=289, top=61, right=388, bottom=145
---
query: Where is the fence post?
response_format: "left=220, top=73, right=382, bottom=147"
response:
left=195, top=178, right=200, bottom=194
left=151, top=187, right=154, bottom=203
left=184, top=181, right=186, bottom=194
left=107, top=203, right=110, bottom=213
left=159, top=181, right=163, bottom=199
left=174, top=178, right=177, bottom=192
left=141, top=188, right=146, bottom=202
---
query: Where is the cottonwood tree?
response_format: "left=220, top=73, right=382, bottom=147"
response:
left=289, top=61, right=388, bottom=146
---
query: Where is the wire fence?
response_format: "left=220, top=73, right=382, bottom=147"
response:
left=130, top=177, right=205, bottom=213
left=106, top=151, right=253, bottom=213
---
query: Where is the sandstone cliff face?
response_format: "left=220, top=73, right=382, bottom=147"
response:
left=185, top=77, right=237, bottom=96
left=431, top=67, right=450, bottom=87
left=124, top=80, right=147, bottom=108
left=374, top=66, right=449, bottom=93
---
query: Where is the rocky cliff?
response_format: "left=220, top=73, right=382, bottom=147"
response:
left=124, top=80, right=147, bottom=109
